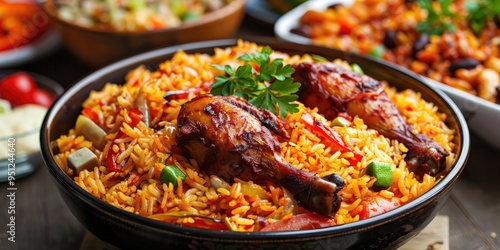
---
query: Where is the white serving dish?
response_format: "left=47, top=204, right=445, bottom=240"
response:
left=274, top=0, right=500, bottom=150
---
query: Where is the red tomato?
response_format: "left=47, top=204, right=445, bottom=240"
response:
left=29, top=88, right=53, bottom=108
left=82, top=106, right=99, bottom=123
left=260, top=212, right=334, bottom=232
left=358, top=196, right=401, bottom=220
left=0, top=72, right=54, bottom=107
left=0, top=72, right=37, bottom=106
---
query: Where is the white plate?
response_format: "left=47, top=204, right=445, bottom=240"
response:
left=275, top=0, right=500, bottom=151
left=0, top=29, right=60, bottom=68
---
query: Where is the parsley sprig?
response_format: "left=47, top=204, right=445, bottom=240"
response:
left=465, top=0, right=500, bottom=35
left=210, top=46, right=301, bottom=118
left=416, top=0, right=457, bottom=36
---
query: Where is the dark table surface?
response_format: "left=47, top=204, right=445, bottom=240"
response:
left=1, top=16, right=499, bottom=250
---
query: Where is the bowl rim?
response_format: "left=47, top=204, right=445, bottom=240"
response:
left=43, top=0, right=246, bottom=35
left=40, top=38, right=470, bottom=241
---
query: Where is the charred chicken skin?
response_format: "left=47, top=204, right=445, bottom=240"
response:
left=175, top=95, right=344, bottom=217
left=292, top=62, right=449, bottom=178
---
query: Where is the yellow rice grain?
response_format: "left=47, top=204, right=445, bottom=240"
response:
left=217, top=188, right=230, bottom=196
left=379, top=190, right=394, bottom=199
left=185, top=178, right=208, bottom=192
left=235, top=217, right=254, bottom=226
left=118, top=192, right=135, bottom=206
left=232, top=206, right=251, bottom=216
left=230, top=182, right=241, bottom=199
left=147, top=184, right=162, bottom=198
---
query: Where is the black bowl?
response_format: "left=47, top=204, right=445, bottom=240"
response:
left=40, top=38, right=469, bottom=249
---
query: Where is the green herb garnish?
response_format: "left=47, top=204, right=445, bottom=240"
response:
left=465, top=0, right=500, bottom=35
left=210, top=46, right=301, bottom=118
left=416, top=0, right=457, bottom=36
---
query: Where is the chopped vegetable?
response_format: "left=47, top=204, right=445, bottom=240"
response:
left=332, top=116, right=351, bottom=127
left=240, top=181, right=268, bottom=199
left=366, top=161, right=393, bottom=189
left=182, top=11, right=199, bottom=21
left=300, top=112, right=362, bottom=165
left=135, top=91, right=151, bottom=127
left=260, top=212, right=333, bottom=232
left=358, top=195, right=400, bottom=219
left=75, top=115, right=107, bottom=150
left=67, top=147, right=99, bottom=174
left=209, top=175, right=231, bottom=189
left=416, top=0, right=456, bottom=36
left=104, top=109, right=143, bottom=172
left=367, top=45, right=385, bottom=58
left=210, top=46, right=301, bottom=118
left=160, top=164, right=186, bottom=188
left=311, top=54, right=328, bottom=62
left=82, top=106, right=99, bottom=124
left=149, top=211, right=227, bottom=230
left=350, top=64, right=364, bottom=74
left=224, top=217, right=238, bottom=231
left=283, top=189, right=299, bottom=215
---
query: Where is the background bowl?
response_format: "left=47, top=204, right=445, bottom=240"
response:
left=40, top=38, right=469, bottom=249
left=0, top=70, right=63, bottom=182
left=274, top=0, right=500, bottom=151
left=43, top=0, right=246, bottom=67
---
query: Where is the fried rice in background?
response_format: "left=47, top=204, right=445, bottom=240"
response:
left=53, top=40, right=456, bottom=232
left=296, top=0, right=500, bottom=103
left=54, top=0, right=235, bottom=32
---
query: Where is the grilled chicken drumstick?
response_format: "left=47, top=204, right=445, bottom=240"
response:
left=176, top=95, right=344, bottom=217
left=292, top=62, right=449, bottom=178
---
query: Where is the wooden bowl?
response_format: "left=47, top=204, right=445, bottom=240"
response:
left=43, top=0, right=246, bottom=67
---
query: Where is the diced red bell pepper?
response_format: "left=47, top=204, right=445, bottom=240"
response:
left=358, top=196, right=400, bottom=220
left=260, top=212, right=334, bottom=232
left=105, top=109, right=143, bottom=172
left=300, top=112, right=363, bottom=165
left=82, top=106, right=99, bottom=124
left=337, top=18, right=354, bottom=35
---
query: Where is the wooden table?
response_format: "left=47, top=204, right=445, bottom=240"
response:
left=1, top=17, right=499, bottom=250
